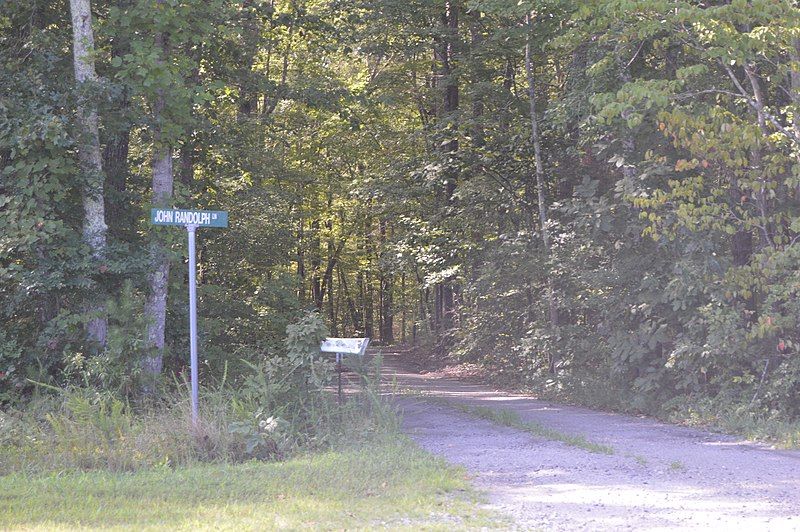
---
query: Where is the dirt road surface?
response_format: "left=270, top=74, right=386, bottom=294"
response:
left=373, top=350, right=800, bottom=530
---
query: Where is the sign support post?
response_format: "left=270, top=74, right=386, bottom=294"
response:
left=150, top=208, right=228, bottom=426
left=187, top=224, right=199, bottom=425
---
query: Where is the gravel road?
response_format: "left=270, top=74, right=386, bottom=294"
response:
left=376, top=351, right=800, bottom=531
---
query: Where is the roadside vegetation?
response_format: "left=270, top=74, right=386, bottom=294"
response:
left=2, top=0, right=800, bottom=496
left=1, top=313, right=367, bottom=473
left=0, top=313, right=499, bottom=529
left=415, top=356, right=800, bottom=449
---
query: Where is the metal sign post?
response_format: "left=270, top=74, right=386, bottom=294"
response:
left=187, top=224, right=199, bottom=425
left=151, top=208, right=228, bottom=425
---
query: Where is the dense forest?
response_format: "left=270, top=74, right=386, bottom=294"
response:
left=2, top=0, right=800, bottom=424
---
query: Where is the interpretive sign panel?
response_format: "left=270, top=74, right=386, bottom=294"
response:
left=320, top=337, right=370, bottom=402
left=151, top=208, right=228, bottom=228
left=320, top=337, right=370, bottom=356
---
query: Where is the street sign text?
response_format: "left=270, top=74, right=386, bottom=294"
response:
left=151, top=208, right=228, bottom=228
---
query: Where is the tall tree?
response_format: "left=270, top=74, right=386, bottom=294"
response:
left=69, top=0, right=109, bottom=346
left=143, top=0, right=175, bottom=379
left=524, top=11, right=557, bottom=369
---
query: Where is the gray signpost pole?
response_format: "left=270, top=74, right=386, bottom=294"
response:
left=187, top=224, right=199, bottom=425
left=150, top=208, right=227, bottom=426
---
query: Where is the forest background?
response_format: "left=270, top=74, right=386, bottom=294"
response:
left=2, top=0, right=800, bottom=434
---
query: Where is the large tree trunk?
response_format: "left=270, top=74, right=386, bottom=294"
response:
left=525, top=12, right=558, bottom=371
left=143, top=5, right=174, bottom=379
left=143, top=142, right=173, bottom=378
left=70, top=0, right=108, bottom=347
left=103, top=126, right=129, bottom=234
left=102, top=0, right=131, bottom=238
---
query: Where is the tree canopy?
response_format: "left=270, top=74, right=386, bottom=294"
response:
left=2, top=0, right=799, bottom=422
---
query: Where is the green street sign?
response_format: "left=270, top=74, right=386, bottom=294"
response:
left=149, top=207, right=229, bottom=424
left=151, top=208, right=228, bottom=228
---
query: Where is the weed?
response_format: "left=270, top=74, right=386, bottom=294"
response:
left=669, top=460, right=686, bottom=472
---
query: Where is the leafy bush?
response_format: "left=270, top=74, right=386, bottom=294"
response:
left=63, top=282, right=152, bottom=397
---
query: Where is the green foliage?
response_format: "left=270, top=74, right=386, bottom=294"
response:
left=285, top=310, right=330, bottom=366
left=0, top=312, right=393, bottom=472
left=0, top=330, right=22, bottom=402
left=3, top=0, right=800, bottom=443
left=65, top=282, right=152, bottom=397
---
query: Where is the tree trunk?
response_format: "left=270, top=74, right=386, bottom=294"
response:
left=525, top=12, right=558, bottom=371
left=325, top=216, right=337, bottom=336
left=102, top=0, right=131, bottom=238
left=363, top=217, right=375, bottom=339
left=143, top=5, right=174, bottom=379
left=310, top=219, right=323, bottom=309
left=339, top=266, right=362, bottom=334
left=435, top=0, right=459, bottom=332
left=364, top=270, right=374, bottom=339
left=69, top=0, right=108, bottom=347
left=297, top=218, right=306, bottom=302
left=143, top=142, right=173, bottom=378
left=379, top=219, right=394, bottom=344
left=103, top=126, right=129, bottom=234
left=327, top=278, right=337, bottom=336
left=401, top=273, right=406, bottom=343
left=381, top=273, right=394, bottom=344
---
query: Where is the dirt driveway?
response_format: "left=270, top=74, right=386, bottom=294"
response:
left=374, top=350, right=800, bottom=530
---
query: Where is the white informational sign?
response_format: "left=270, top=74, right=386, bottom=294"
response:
left=320, top=337, right=370, bottom=356
left=321, top=337, right=370, bottom=402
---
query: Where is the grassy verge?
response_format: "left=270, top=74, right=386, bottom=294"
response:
left=0, top=437, right=502, bottom=531
left=661, top=398, right=800, bottom=449
left=451, top=403, right=614, bottom=454
left=454, top=403, right=615, bottom=455
left=402, top=391, right=614, bottom=455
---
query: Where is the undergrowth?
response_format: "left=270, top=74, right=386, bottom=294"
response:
left=0, top=312, right=396, bottom=474
left=507, top=373, right=800, bottom=449
left=0, top=378, right=394, bottom=474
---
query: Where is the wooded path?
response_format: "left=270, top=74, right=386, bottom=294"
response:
left=374, top=350, right=800, bottom=531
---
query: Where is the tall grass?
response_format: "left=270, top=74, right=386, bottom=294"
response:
left=0, top=355, right=396, bottom=474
